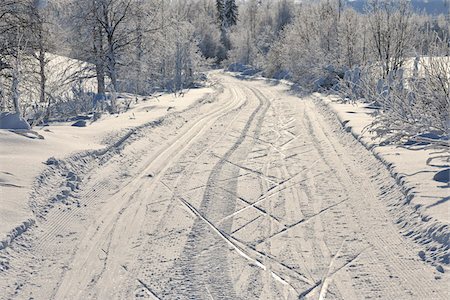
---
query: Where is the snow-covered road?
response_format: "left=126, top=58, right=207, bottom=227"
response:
left=1, top=73, right=448, bottom=299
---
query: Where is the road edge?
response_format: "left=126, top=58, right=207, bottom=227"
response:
left=312, top=95, right=449, bottom=270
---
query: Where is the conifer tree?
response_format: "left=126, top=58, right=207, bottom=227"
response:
left=216, top=0, right=238, bottom=58
left=216, top=0, right=225, bottom=27
left=224, top=0, right=238, bottom=28
left=216, top=0, right=238, bottom=29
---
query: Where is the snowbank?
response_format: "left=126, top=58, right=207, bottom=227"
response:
left=317, top=94, right=448, bottom=221
left=0, top=87, right=213, bottom=245
left=0, top=112, right=31, bottom=130
left=314, top=93, right=449, bottom=256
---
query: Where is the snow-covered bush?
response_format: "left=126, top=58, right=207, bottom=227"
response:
left=140, top=21, right=204, bottom=94
left=227, top=1, right=294, bottom=70
left=0, top=112, right=31, bottom=130
left=268, top=1, right=361, bottom=89
left=340, top=42, right=449, bottom=147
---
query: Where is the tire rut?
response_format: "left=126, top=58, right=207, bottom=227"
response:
left=165, top=84, right=270, bottom=299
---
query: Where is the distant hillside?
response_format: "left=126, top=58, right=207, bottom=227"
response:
left=345, top=0, right=450, bottom=15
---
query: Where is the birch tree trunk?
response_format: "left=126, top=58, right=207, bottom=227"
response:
left=135, top=0, right=143, bottom=95
left=0, top=77, right=5, bottom=111
left=11, top=49, right=21, bottom=114
left=93, top=15, right=106, bottom=110
left=107, top=36, right=117, bottom=112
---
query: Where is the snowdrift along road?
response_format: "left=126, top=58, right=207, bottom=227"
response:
left=0, top=73, right=448, bottom=299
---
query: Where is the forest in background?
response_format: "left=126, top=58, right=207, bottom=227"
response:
left=0, top=0, right=449, bottom=146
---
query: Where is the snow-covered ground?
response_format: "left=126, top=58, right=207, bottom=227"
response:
left=314, top=94, right=449, bottom=265
left=0, top=72, right=448, bottom=299
left=229, top=70, right=449, bottom=266
left=318, top=94, right=449, bottom=225
left=0, top=87, right=213, bottom=247
left=231, top=70, right=449, bottom=227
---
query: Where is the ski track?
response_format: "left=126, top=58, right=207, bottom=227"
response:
left=0, top=73, right=448, bottom=300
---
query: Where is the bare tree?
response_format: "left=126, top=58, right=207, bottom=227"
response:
left=92, top=1, right=106, bottom=105
left=11, top=31, right=24, bottom=114
left=93, top=0, right=135, bottom=112
left=366, top=0, right=416, bottom=78
left=27, top=0, right=55, bottom=119
left=276, top=0, right=293, bottom=33
left=0, top=0, right=32, bottom=115
left=338, top=7, right=361, bottom=69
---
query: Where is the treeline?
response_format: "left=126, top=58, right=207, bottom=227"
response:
left=0, top=0, right=234, bottom=120
left=0, top=0, right=449, bottom=143
left=229, top=0, right=449, bottom=145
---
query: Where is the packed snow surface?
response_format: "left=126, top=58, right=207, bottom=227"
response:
left=0, top=88, right=210, bottom=243
left=0, top=72, right=448, bottom=299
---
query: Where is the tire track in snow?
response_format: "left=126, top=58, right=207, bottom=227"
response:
left=53, top=85, right=247, bottom=300
left=128, top=83, right=257, bottom=298
left=302, top=100, right=444, bottom=299
left=166, top=83, right=270, bottom=299
left=0, top=82, right=245, bottom=300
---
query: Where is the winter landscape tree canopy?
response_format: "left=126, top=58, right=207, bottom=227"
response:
left=0, top=1, right=449, bottom=299
left=0, top=0, right=448, bottom=140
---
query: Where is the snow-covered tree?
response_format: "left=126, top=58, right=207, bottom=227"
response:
left=0, top=0, right=43, bottom=115
left=216, top=0, right=239, bottom=60
left=224, top=0, right=238, bottom=28
left=216, top=0, right=238, bottom=29
left=227, top=0, right=278, bottom=67
left=365, top=0, right=416, bottom=78
left=338, top=7, right=362, bottom=70
left=275, top=0, right=293, bottom=33
left=190, top=1, right=221, bottom=60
